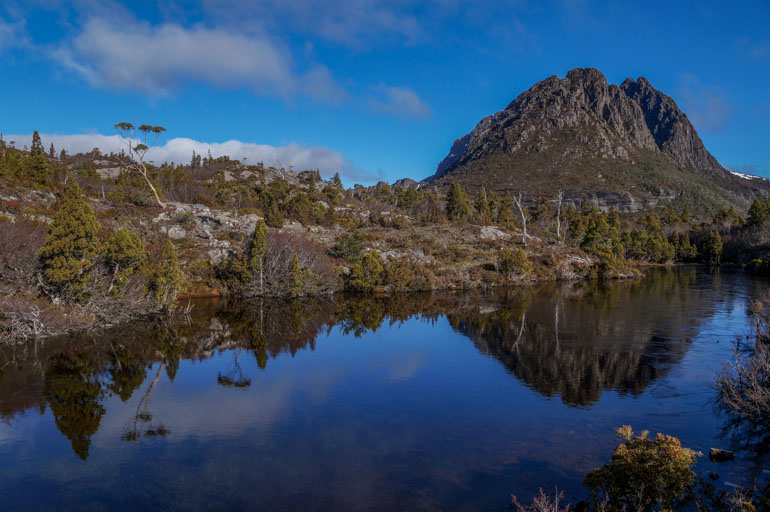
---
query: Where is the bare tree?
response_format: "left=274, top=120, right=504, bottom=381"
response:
left=550, top=190, right=564, bottom=245
left=512, top=192, right=530, bottom=246
left=114, top=123, right=167, bottom=208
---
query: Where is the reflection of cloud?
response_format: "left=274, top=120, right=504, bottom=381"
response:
left=6, top=133, right=369, bottom=180
left=678, top=74, right=732, bottom=133
left=386, top=352, right=430, bottom=382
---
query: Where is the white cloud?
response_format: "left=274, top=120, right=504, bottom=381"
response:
left=369, top=85, right=431, bottom=119
left=0, top=17, right=28, bottom=50
left=199, top=0, right=425, bottom=48
left=6, top=132, right=371, bottom=180
left=52, top=18, right=345, bottom=101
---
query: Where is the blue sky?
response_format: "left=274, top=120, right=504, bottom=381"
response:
left=1, top=0, right=769, bottom=184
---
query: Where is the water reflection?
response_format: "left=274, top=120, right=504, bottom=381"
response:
left=0, top=267, right=754, bottom=464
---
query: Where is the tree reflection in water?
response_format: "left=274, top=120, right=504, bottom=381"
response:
left=0, top=267, right=745, bottom=460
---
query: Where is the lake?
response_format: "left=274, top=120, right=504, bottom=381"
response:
left=0, top=267, right=767, bottom=510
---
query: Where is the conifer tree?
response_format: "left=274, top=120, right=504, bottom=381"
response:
left=289, top=252, right=304, bottom=298
left=104, top=227, right=146, bottom=294
left=38, top=184, right=101, bottom=298
left=332, top=172, right=343, bottom=189
left=248, top=219, right=268, bottom=295
left=151, top=241, right=183, bottom=310
left=703, top=230, right=723, bottom=266
left=26, top=130, right=49, bottom=184
left=446, top=182, right=472, bottom=221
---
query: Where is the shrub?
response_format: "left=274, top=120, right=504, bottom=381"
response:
left=265, top=204, right=285, bottom=228
left=498, top=247, right=532, bottom=279
left=348, top=250, right=384, bottom=292
left=0, top=219, right=47, bottom=288
left=583, top=425, right=698, bottom=511
left=149, top=240, right=183, bottom=311
left=332, top=229, right=365, bottom=262
left=104, top=227, right=146, bottom=295
left=38, top=184, right=101, bottom=299
left=716, top=291, right=770, bottom=434
left=384, top=258, right=435, bottom=292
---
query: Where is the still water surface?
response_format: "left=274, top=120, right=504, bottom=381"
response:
left=0, top=267, right=766, bottom=510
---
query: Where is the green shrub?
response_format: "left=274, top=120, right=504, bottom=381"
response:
left=104, top=227, right=146, bottom=295
left=265, top=204, right=285, bottom=228
left=38, top=184, right=101, bottom=298
left=348, top=250, right=384, bottom=292
left=498, top=247, right=532, bottom=279
left=584, top=426, right=698, bottom=511
left=332, top=230, right=365, bottom=262
left=384, top=258, right=435, bottom=292
left=149, top=240, right=183, bottom=311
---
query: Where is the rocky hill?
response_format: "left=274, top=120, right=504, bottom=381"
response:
left=426, top=68, right=768, bottom=213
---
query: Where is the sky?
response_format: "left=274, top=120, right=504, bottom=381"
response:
left=0, top=0, right=769, bottom=185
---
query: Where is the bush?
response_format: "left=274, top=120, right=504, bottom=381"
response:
left=583, top=425, right=698, bottom=511
left=38, top=184, right=101, bottom=299
left=149, top=240, right=183, bottom=311
left=265, top=205, right=285, bottom=228
left=104, top=227, right=146, bottom=295
left=498, top=247, right=532, bottom=279
left=384, top=258, right=435, bottom=292
left=348, top=250, right=384, bottom=292
left=716, top=291, right=770, bottom=435
left=332, top=230, right=365, bottom=262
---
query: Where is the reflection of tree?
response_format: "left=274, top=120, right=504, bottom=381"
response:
left=218, top=348, right=251, bottom=388
left=107, top=344, right=147, bottom=402
left=122, top=363, right=170, bottom=441
left=454, top=270, right=713, bottom=406
left=44, top=353, right=105, bottom=460
left=1, top=267, right=746, bottom=454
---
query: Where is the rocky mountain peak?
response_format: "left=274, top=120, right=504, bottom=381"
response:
left=429, top=68, right=728, bottom=185
left=425, top=68, right=762, bottom=212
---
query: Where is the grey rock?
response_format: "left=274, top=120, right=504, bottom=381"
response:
left=167, top=226, right=187, bottom=239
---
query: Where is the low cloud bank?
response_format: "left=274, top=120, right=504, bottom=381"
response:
left=4, top=133, right=374, bottom=181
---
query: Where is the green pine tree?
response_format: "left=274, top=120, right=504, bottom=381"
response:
left=289, top=252, right=304, bottom=298
left=446, top=182, right=472, bottom=221
left=703, top=230, right=723, bottom=266
left=104, top=227, right=146, bottom=295
left=151, top=240, right=184, bottom=310
left=38, top=184, right=101, bottom=298
left=248, top=219, right=268, bottom=295
left=26, top=130, right=50, bottom=184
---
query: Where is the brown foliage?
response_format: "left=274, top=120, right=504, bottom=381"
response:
left=0, top=220, right=47, bottom=290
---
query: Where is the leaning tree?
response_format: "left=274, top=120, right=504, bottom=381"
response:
left=114, top=123, right=167, bottom=208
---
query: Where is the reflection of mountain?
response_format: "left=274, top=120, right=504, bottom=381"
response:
left=452, top=268, right=724, bottom=406
left=0, top=268, right=743, bottom=458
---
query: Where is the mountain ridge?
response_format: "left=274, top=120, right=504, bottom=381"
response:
left=425, top=68, right=766, bottom=212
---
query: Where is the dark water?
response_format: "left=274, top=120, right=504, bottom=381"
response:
left=1, top=267, right=767, bottom=510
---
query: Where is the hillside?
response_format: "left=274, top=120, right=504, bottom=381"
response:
left=426, top=68, right=769, bottom=214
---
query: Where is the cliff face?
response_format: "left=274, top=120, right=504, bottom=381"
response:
left=619, top=77, right=725, bottom=177
left=427, top=68, right=764, bottom=212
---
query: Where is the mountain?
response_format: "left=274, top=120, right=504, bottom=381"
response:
left=426, top=68, right=768, bottom=212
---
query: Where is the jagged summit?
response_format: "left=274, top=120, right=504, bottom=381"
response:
left=427, top=68, right=762, bottom=212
